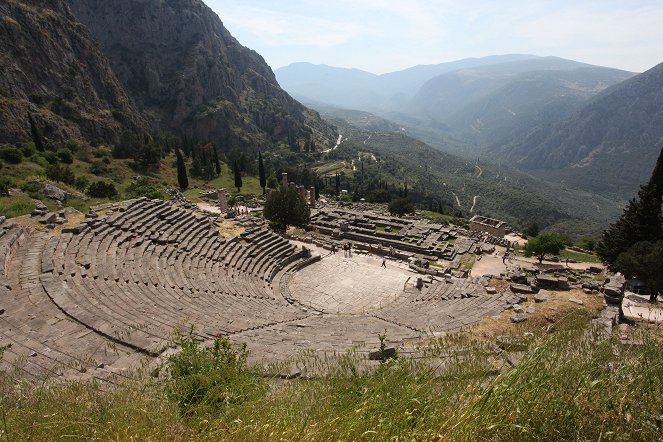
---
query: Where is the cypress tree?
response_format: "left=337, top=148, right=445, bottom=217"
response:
left=176, top=148, right=189, bottom=190
left=335, top=172, right=340, bottom=195
left=258, top=151, right=266, bottom=193
left=213, top=146, right=221, bottom=175
left=29, top=114, right=46, bottom=152
left=404, top=182, right=408, bottom=198
left=233, top=160, right=242, bottom=193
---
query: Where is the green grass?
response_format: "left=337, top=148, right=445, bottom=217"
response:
left=313, top=160, right=353, bottom=176
left=0, top=195, right=35, bottom=218
left=559, top=248, right=602, bottom=264
left=3, top=311, right=659, bottom=441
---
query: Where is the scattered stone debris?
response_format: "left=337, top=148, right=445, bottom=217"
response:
left=369, top=347, right=397, bottom=361
left=510, top=312, right=528, bottom=323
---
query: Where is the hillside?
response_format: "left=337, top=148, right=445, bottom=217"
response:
left=439, top=67, right=633, bottom=148
left=497, top=62, right=663, bottom=199
left=67, top=0, right=336, bottom=151
left=314, top=113, right=621, bottom=238
left=0, top=0, right=148, bottom=147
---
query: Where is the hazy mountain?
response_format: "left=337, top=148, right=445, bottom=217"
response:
left=445, top=67, right=634, bottom=147
left=410, top=57, right=629, bottom=121
left=67, top=0, right=336, bottom=151
left=0, top=0, right=148, bottom=147
left=275, top=55, right=538, bottom=112
left=498, top=62, right=663, bottom=198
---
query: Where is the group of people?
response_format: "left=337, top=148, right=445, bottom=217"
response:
left=330, top=241, right=388, bottom=267
left=331, top=242, right=354, bottom=257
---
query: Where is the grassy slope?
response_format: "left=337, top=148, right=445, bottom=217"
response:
left=1, top=308, right=661, bottom=441
left=0, top=147, right=263, bottom=218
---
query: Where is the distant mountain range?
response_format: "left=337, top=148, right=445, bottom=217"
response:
left=277, top=56, right=663, bottom=199
left=275, top=54, right=538, bottom=112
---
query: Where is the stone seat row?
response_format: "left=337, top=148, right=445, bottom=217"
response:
left=374, top=290, right=508, bottom=334
left=414, top=276, right=487, bottom=302
left=30, top=200, right=309, bottom=355
left=1, top=232, right=142, bottom=381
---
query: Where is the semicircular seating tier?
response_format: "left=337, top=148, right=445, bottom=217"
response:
left=0, top=199, right=309, bottom=380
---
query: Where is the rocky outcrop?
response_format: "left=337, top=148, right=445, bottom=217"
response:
left=0, top=0, right=147, bottom=146
left=67, top=0, right=337, bottom=151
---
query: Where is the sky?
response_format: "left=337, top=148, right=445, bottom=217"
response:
left=205, top=0, right=663, bottom=74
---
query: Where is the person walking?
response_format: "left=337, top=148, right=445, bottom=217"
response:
left=381, top=257, right=386, bottom=268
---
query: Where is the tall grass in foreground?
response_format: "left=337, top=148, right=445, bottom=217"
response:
left=1, top=310, right=662, bottom=441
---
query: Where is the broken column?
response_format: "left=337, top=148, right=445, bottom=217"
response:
left=281, top=173, right=288, bottom=188
left=309, top=186, right=316, bottom=205
left=218, top=188, right=228, bottom=212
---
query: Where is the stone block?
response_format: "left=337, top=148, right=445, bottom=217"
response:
left=510, top=283, right=536, bottom=294
left=510, top=313, right=528, bottom=323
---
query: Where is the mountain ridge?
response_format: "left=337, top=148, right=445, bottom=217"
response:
left=68, top=0, right=336, bottom=151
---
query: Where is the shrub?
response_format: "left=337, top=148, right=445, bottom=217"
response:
left=20, top=142, right=37, bottom=157
left=0, top=176, right=13, bottom=196
left=166, top=330, right=267, bottom=416
left=29, top=153, right=48, bottom=168
left=90, top=161, right=110, bottom=176
left=87, top=181, right=118, bottom=198
left=64, top=139, right=80, bottom=153
left=46, top=163, right=75, bottom=185
left=126, top=178, right=166, bottom=200
left=388, top=197, right=415, bottom=216
left=43, top=151, right=58, bottom=164
left=56, top=148, right=74, bottom=164
left=0, top=147, right=23, bottom=164
left=73, top=176, right=90, bottom=192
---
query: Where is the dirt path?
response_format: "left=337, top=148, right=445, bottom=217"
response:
left=470, top=195, right=479, bottom=213
left=322, top=134, right=343, bottom=153
left=474, top=164, right=483, bottom=178
left=451, top=192, right=462, bottom=208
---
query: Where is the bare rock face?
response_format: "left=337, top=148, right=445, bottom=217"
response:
left=0, top=0, right=148, bottom=146
left=68, top=0, right=337, bottom=151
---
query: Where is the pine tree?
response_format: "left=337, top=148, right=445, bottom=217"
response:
left=233, top=160, right=242, bottom=193
left=597, top=146, right=663, bottom=269
left=176, top=148, right=189, bottom=190
left=258, top=151, right=266, bottom=193
left=29, top=114, right=46, bottom=152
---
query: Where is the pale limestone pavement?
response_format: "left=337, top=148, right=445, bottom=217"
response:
left=622, top=292, right=663, bottom=323
left=288, top=251, right=412, bottom=314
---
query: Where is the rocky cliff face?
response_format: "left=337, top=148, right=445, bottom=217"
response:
left=68, top=0, right=336, bottom=151
left=0, top=0, right=147, bottom=146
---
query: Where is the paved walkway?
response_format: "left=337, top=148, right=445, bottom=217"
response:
left=288, top=248, right=413, bottom=314
left=622, top=292, right=663, bottom=323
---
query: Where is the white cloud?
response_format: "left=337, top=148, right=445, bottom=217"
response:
left=207, top=0, right=663, bottom=73
left=212, top=3, right=367, bottom=48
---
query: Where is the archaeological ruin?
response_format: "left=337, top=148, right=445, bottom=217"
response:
left=0, top=193, right=618, bottom=382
